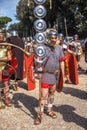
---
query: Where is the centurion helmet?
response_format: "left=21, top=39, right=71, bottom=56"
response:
left=10, top=30, right=18, bottom=36
left=62, top=44, right=68, bottom=49
left=48, top=29, right=57, bottom=37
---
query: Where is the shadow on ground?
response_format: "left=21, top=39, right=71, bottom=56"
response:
left=54, top=105, right=87, bottom=130
left=62, top=87, right=87, bottom=100
left=18, top=81, right=28, bottom=90
left=78, top=68, right=87, bottom=75
left=12, top=93, right=38, bottom=119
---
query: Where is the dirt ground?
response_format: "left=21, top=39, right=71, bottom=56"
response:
left=0, top=54, right=87, bottom=130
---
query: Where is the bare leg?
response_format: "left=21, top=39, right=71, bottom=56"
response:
left=47, top=84, right=57, bottom=118
left=14, top=80, right=19, bottom=91
left=34, top=88, right=49, bottom=125
left=3, top=80, right=12, bottom=107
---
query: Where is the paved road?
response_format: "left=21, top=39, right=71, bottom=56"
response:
left=0, top=55, right=87, bottom=130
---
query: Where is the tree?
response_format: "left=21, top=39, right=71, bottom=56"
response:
left=0, top=16, right=12, bottom=29
left=16, top=0, right=34, bottom=36
left=16, top=0, right=59, bottom=36
left=56, top=0, right=87, bottom=37
left=15, top=0, right=87, bottom=37
left=9, top=22, right=27, bottom=37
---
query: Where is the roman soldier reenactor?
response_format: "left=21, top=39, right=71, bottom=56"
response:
left=0, top=33, right=12, bottom=107
left=6, top=31, right=24, bottom=91
left=34, top=29, right=64, bottom=125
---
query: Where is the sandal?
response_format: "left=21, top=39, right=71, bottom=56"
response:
left=34, top=113, right=42, bottom=125
left=5, top=99, right=12, bottom=107
left=13, top=84, right=18, bottom=91
left=65, top=80, right=72, bottom=84
left=47, top=111, right=57, bottom=119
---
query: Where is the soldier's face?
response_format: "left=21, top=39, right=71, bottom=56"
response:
left=50, top=36, right=57, bottom=46
left=0, top=34, right=4, bottom=40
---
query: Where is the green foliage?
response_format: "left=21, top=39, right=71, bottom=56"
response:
left=10, top=0, right=87, bottom=37
left=9, top=22, right=27, bottom=37
left=0, top=16, right=12, bottom=28
left=56, top=0, right=87, bottom=37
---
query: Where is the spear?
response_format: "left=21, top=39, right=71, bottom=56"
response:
left=50, top=0, right=52, bottom=9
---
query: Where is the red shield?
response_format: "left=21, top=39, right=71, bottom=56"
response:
left=56, top=69, right=63, bottom=92
left=23, top=54, right=36, bottom=91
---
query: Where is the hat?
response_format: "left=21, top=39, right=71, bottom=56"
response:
left=74, top=34, right=79, bottom=39
left=48, top=29, right=57, bottom=37
left=10, top=30, right=18, bottom=36
left=62, top=44, right=68, bottom=49
left=58, top=33, right=63, bottom=37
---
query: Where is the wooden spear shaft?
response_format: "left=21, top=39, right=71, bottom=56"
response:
left=50, top=0, right=52, bottom=9
left=64, top=17, right=68, bottom=37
